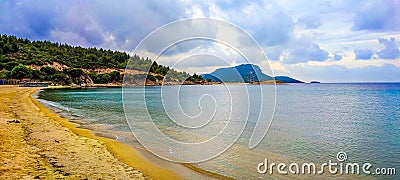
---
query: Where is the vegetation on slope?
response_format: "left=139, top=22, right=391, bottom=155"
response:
left=0, top=34, right=203, bottom=85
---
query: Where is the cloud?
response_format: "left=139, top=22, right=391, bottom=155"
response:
left=376, top=37, right=400, bottom=59
left=0, top=0, right=189, bottom=50
left=219, top=1, right=294, bottom=46
left=354, top=49, right=374, bottom=60
left=263, top=46, right=283, bottom=61
left=161, top=40, right=213, bottom=56
left=284, top=63, right=400, bottom=82
left=154, top=40, right=246, bottom=71
left=352, top=0, right=400, bottom=31
left=333, top=54, right=342, bottom=61
left=0, top=1, right=62, bottom=39
left=1, top=0, right=400, bottom=82
left=282, top=36, right=329, bottom=64
left=297, top=15, right=321, bottom=29
left=170, top=54, right=230, bottom=68
left=91, top=0, right=189, bottom=50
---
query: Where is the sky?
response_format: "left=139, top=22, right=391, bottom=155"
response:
left=0, top=0, right=399, bottom=82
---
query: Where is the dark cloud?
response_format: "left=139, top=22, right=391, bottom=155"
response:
left=0, top=1, right=63, bottom=39
left=354, top=49, right=374, bottom=60
left=0, top=0, right=189, bottom=50
left=297, top=15, right=321, bottom=29
left=92, top=0, right=188, bottom=50
left=0, top=1, right=102, bottom=46
left=352, top=0, right=400, bottom=31
left=377, top=38, right=400, bottom=59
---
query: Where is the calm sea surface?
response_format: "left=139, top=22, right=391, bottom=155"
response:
left=37, top=83, right=400, bottom=179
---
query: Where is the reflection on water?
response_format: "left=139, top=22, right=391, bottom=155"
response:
left=38, top=83, right=400, bottom=179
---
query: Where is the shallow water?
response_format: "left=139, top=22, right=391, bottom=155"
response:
left=38, top=83, right=400, bottom=179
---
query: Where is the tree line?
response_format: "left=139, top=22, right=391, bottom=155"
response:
left=0, top=34, right=203, bottom=85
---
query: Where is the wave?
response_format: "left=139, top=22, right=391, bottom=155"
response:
left=37, top=98, right=72, bottom=112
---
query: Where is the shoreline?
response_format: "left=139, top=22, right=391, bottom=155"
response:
left=0, top=85, right=178, bottom=179
left=44, top=80, right=287, bottom=88
left=25, top=85, right=230, bottom=179
left=30, top=91, right=180, bottom=179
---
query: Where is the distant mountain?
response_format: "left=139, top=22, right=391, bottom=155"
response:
left=202, top=64, right=303, bottom=83
left=202, top=64, right=273, bottom=82
left=274, top=76, right=303, bottom=83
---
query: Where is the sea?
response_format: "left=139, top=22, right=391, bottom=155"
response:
left=36, top=83, right=400, bottom=179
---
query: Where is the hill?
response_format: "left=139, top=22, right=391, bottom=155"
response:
left=202, top=64, right=273, bottom=83
left=0, top=34, right=202, bottom=85
left=274, top=76, right=303, bottom=83
left=202, top=64, right=303, bottom=83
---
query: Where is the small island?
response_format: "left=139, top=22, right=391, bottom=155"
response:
left=202, top=64, right=303, bottom=84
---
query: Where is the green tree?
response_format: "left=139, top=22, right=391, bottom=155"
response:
left=66, top=68, right=84, bottom=78
left=5, top=70, right=11, bottom=79
left=0, top=55, right=9, bottom=63
left=0, top=71, right=6, bottom=79
left=40, top=66, right=58, bottom=76
left=5, top=62, right=20, bottom=71
left=31, top=70, right=43, bottom=80
left=98, top=74, right=111, bottom=84
left=51, top=73, right=71, bottom=85
left=0, top=34, right=195, bottom=84
left=3, top=43, right=12, bottom=53
left=10, top=40, right=18, bottom=53
left=109, top=71, right=121, bottom=82
left=87, top=72, right=98, bottom=82
left=99, top=56, right=111, bottom=66
left=0, top=40, right=4, bottom=51
left=10, top=64, right=32, bottom=79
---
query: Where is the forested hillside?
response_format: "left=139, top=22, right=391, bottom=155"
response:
left=0, top=34, right=202, bottom=85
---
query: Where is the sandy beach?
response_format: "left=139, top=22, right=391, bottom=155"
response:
left=0, top=85, right=181, bottom=179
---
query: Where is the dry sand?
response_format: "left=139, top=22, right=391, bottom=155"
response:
left=0, top=86, right=179, bottom=179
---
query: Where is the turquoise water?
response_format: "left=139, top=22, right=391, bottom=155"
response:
left=38, top=83, right=400, bottom=179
